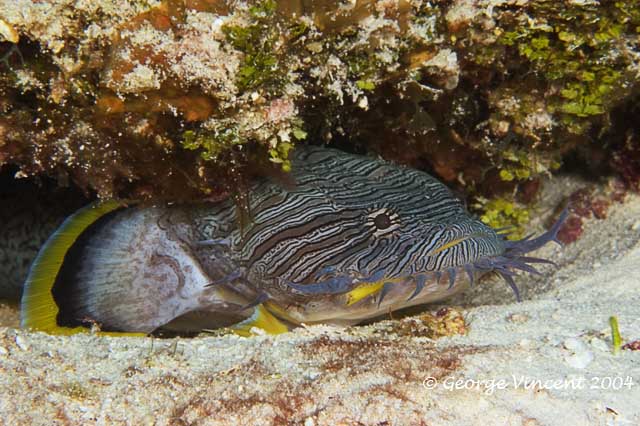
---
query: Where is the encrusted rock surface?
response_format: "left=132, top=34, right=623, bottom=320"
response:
left=1, top=1, right=639, bottom=213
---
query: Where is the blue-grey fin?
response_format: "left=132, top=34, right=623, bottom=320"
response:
left=507, top=260, right=542, bottom=275
left=206, top=270, right=242, bottom=287
left=517, top=256, right=557, bottom=266
left=447, top=268, right=456, bottom=289
left=407, top=274, right=427, bottom=301
left=464, top=264, right=475, bottom=287
left=358, top=269, right=386, bottom=283
left=312, top=265, right=336, bottom=279
left=376, top=282, right=394, bottom=308
left=498, top=271, right=521, bottom=302
left=239, top=292, right=269, bottom=311
left=288, top=275, right=354, bottom=295
left=503, top=207, right=569, bottom=254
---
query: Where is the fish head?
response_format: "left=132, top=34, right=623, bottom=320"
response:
left=239, top=149, right=505, bottom=301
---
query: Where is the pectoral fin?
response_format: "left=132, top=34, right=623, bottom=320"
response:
left=230, top=304, right=290, bottom=336
left=345, top=281, right=385, bottom=306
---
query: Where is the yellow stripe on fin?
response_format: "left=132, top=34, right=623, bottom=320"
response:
left=427, top=236, right=471, bottom=256
left=428, top=233, right=494, bottom=256
left=230, top=304, right=290, bottom=336
left=345, top=281, right=385, bottom=306
left=20, top=200, right=141, bottom=336
left=264, top=301, right=299, bottom=324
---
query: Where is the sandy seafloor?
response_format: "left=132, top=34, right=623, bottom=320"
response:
left=1, top=177, right=639, bottom=426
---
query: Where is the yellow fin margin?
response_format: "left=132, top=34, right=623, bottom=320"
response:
left=231, top=304, right=290, bottom=337
left=20, top=200, right=144, bottom=337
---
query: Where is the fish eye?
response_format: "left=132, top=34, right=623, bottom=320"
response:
left=373, top=212, right=392, bottom=230
left=366, top=208, right=400, bottom=236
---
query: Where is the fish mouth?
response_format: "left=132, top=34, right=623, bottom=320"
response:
left=405, top=209, right=567, bottom=302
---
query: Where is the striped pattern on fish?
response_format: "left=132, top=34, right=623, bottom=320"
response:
left=20, top=147, right=566, bottom=334
left=239, top=149, right=483, bottom=280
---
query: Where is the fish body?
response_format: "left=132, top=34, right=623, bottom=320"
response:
left=228, top=148, right=505, bottom=325
left=20, top=147, right=564, bottom=335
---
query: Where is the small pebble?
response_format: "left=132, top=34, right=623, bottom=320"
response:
left=0, top=345, right=8, bottom=356
left=518, top=338, right=532, bottom=348
left=565, top=351, right=594, bottom=369
left=304, top=417, right=315, bottom=426
left=306, top=42, right=323, bottom=53
left=15, top=335, right=29, bottom=351
left=305, top=371, right=322, bottom=380
left=508, top=313, right=530, bottom=323
left=563, top=337, right=585, bottom=352
left=589, top=337, right=609, bottom=352
left=631, top=221, right=640, bottom=231
left=250, top=327, right=266, bottom=336
left=563, top=337, right=594, bottom=369
left=358, top=96, right=369, bottom=110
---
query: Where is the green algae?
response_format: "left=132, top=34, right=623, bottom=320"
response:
left=497, top=149, right=560, bottom=183
left=268, top=141, right=294, bottom=173
left=610, top=316, right=622, bottom=355
left=477, top=198, right=531, bottom=240
left=221, top=0, right=283, bottom=93
left=498, top=1, right=638, bottom=130
left=181, top=127, right=242, bottom=162
left=356, top=80, right=376, bottom=91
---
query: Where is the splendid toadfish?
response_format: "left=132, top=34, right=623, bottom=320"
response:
left=20, top=147, right=566, bottom=335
